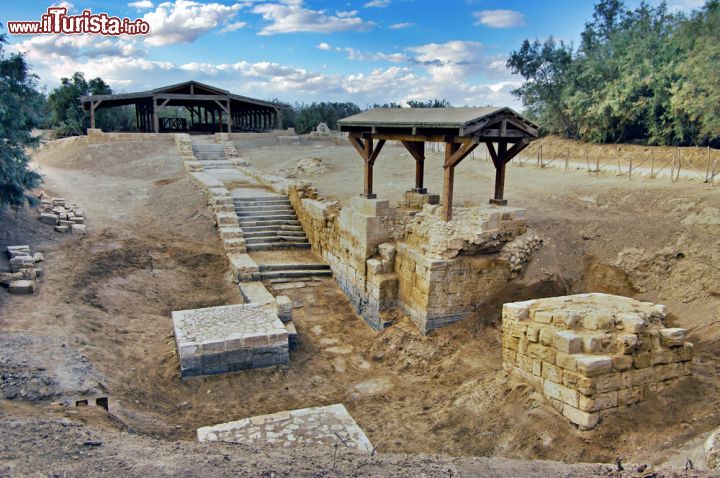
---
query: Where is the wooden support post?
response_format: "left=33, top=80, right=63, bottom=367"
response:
left=349, top=134, right=385, bottom=198
left=401, top=141, right=426, bottom=192
left=90, top=102, right=96, bottom=130
left=227, top=100, right=231, bottom=133
left=442, top=141, right=460, bottom=221
left=152, top=98, right=159, bottom=133
left=276, top=108, right=283, bottom=130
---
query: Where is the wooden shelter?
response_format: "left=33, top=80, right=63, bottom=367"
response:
left=80, top=80, right=283, bottom=133
left=337, top=107, right=539, bottom=220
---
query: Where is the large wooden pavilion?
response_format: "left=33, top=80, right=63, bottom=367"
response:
left=80, top=80, right=283, bottom=134
left=337, top=107, right=539, bottom=221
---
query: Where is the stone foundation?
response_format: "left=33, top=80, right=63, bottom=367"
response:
left=172, top=304, right=289, bottom=378
left=197, top=403, right=373, bottom=452
left=501, top=293, right=693, bottom=429
left=282, top=181, right=534, bottom=333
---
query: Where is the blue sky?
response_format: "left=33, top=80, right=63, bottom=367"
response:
left=2, top=0, right=706, bottom=108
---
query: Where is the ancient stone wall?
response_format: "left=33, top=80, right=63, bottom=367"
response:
left=282, top=181, right=538, bottom=333
left=501, top=293, right=693, bottom=429
left=86, top=129, right=173, bottom=143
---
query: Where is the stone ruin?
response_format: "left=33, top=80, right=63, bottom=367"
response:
left=313, top=122, right=330, bottom=135
left=37, top=193, right=86, bottom=235
left=172, top=303, right=289, bottom=378
left=1, top=245, right=44, bottom=294
left=285, top=184, right=543, bottom=333
left=197, top=404, right=373, bottom=453
left=501, top=293, right=693, bottom=429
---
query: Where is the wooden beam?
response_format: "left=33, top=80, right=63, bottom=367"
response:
left=442, top=142, right=460, bottom=221
left=160, top=98, right=171, bottom=107
left=368, top=139, right=385, bottom=165
left=348, top=134, right=368, bottom=160
left=152, top=97, right=159, bottom=133
left=491, top=141, right=508, bottom=205
left=347, top=132, right=477, bottom=144
left=485, top=141, right=498, bottom=166
left=504, top=139, right=530, bottom=163
left=444, top=142, right=479, bottom=169
left=401, top=141, right=425, bottom=190
left=214, top=99, right=229, bottom=114
left=226, top=99, right=231, bottom=133
left=155, top=93, right=230, bottom=101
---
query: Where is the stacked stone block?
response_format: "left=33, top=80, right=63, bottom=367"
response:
left=282, top=181, right=539, bottom=334
left=400, top=190, right=440, bottom=210
left=37, top=194, right=86, bottom=235
left=1, top=245, right=44, bottom=294
left=501, top=293, right=693, bottom=429
left=172, top=304, right=289, bottom=378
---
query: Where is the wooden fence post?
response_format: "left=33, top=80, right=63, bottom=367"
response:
left=707, top=146, right=711, bottom=182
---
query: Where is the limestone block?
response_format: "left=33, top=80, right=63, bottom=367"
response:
left=9, top=280, right=35, bottom=294
left=562, top=404, right=599, bottom=429
left=275, top=295, right=293, bottom=322
left=39, top=213, right=58, bottom=225
left=228, top=253, right=259, bottom=281
left=350, top=196, right=391, bottom=216
left=71, top=224, right=87, bottom=235
left=543, top=380, right=578, bottom=407
left=54, top=225, right=69, bottom=233
left=285, top=321, right=298, bottom=350
left=659, top=328, right=687, bottom=347
left=575, top=355, right=612, bottom=377
left=616, top=313, right=646, bottom=333
left=553, top=331, right=583, bottom=354
left=239, top=282, right=275, bottom=306
left=378, top=242, right=396, bottom=262
left=578, top=391, right=617, bottom=412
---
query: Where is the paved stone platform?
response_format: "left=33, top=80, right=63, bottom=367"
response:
left=196, top=404, right=373, bottom=452
left=172, top=304, right=288, bottom=378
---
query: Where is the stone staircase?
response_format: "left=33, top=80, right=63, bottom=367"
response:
left=191, top=139, right=229, bottom=167
left=234, top=196, right=311, bottom=251
left=258, top=263, right=332, bottom=281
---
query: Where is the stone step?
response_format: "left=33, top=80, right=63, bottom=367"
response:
left=235, top=205, right=294, bottom=213
left=280, top=225, right=304, bottom=232
left=240, top=225, right=284, bottom=233
left=260, top=269, right=332, bottom=280
left=246, top=242, right=311, bottom=251
left=242, top=230, right=281, bottom=238
left=259, top=263, right=330, bottom=272
left=233, top=198, right=290, bottom=204
left=245, top=235, right=308, bottom=245
left=237, top=213, right=297, bottom=220
left=238, top=219, right=301, bottom=227
left=233, top=196, right=288, bottom=202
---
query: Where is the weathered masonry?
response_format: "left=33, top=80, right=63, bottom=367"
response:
left=501, top=294, right=693, bottom=429
left=80, top=80, right=284, bottom=134
left=337, top=107, right=539, bottom=219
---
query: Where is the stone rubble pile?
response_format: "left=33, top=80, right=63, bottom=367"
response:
left=37, top=193, right=86, bottom=235
left=1, top=245, right=43, bottom=294
left=502, top=293, right=693, bottom=429
left=501, top=234, right=544, bottom=275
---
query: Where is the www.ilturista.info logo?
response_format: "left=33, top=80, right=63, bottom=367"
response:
left=7, top=7, right=150, bottom=36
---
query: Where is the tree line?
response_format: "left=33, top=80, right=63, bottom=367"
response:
left=508, top=0, right=720, bottom=147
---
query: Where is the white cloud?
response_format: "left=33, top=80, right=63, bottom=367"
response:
left=389, top=22, right=414, bottom=29
left=252, top=2, right=373, bottom=35
left=219, top=21, right=247, bottom=33
left=316, top=42, right=406, bottom=63
left=9, top=35, right=143, bottom=62
left=364, top=0, right=390, bottom=8
left=128, top=0, right=154, bottom=9
left=473, top=9, right=525, bottom=28
left=141, top=0, right=244, bottom=46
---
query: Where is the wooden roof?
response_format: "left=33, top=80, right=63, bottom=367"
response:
left=80, top=80, right=285, bottom=111
left=338, top=106, right=539, bottom=140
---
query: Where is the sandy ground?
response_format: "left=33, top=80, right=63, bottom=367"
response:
left=0, top=134, right=718, bottom=475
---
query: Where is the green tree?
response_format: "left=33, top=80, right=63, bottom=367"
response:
left=292, top=102, right=361, bottom=134
left=0, top=25, right=43, bottom=210
left=47, top=72, right=134, bottom=136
